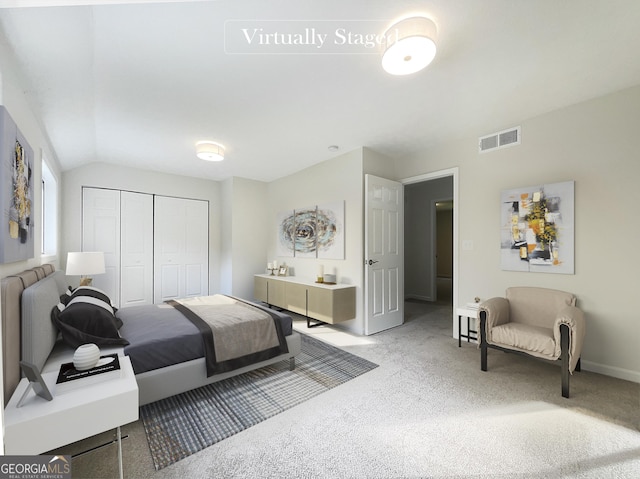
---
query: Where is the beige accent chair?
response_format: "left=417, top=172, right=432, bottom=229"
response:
left=479, top=287, right=585, bottom=398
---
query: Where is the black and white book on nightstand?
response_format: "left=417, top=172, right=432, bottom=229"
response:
left=55, top=353, right=122, bottom=393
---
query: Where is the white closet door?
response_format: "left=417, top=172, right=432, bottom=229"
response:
left=120, top=191, right=154, bottom=307
left=154, top=196, right=208, bottom=303
left=82, top=188, right=121, bottom=305
left=183, top=199, right=209, bottom=297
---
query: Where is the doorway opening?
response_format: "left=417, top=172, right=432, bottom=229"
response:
left=402, top=168, right=457, bottom=329
left=435, top=199, right=453, bottom=304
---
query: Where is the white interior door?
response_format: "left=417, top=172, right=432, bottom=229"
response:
left=365, top=174, right=404, bottom=335
left=154, top=196, right=209, bottom=303
left=82, top=187, right=120, bottom=305
left=120, top=191, right=153, bottom=307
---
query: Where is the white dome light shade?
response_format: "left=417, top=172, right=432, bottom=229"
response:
left=196, top=141, right=225, bottom=161
left=382, top=16, right=437, bottom=76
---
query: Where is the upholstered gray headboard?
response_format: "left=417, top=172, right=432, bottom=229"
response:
left=21, top=271, right=67, bottom=373
left=0, top=265, right=63, bottom=406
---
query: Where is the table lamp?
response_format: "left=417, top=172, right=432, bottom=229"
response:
left=66, top=251, right=105, bottom=286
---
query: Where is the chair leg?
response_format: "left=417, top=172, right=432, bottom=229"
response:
left=480, top=313, right=488, bottom=372
left=560, top=324, right=570, bottom=398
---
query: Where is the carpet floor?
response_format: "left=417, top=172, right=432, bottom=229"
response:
left=49, top=301, right=640, bottom=478
left=139, top=333, right=378, bottom=470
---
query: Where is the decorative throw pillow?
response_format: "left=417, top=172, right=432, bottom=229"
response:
left=51, top=297, right=129, bottom=348
left=59, top=286, right=122, bottom=328
left=59, top=286, right=75, bottom=305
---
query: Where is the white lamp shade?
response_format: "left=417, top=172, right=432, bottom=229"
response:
left=196, top=141, right=225, bottom=161
left=66, top=251, right=106, bottom=276
left=382, top=16, right=437, bottom=76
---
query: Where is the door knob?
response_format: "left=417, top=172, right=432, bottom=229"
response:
left=367, top=259, right=379, bottom=266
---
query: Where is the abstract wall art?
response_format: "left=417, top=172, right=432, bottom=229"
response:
left=293, top=205, right=318, bottom=259
left=0, top=106, right=35, bottom=264
left=276, top=209, right=295, bottom=257
left=500, top=181, right=574, bottom=274
left=276, top=200, right=344, bottom=259
left=316, top=201, right=344, bottom=260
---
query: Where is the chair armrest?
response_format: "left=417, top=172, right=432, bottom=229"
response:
left=479, top=297, right=510, bottom=328
left=553, top=305, right=586, bottom=372
left=479, top=297, right=510, bottom=345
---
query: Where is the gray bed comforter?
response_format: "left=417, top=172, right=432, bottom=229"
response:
left=117, top=297, right=292, bottom=375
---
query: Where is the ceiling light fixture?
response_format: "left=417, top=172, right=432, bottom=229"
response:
left=382, top=16, right=437, bottom=76
left=196, top=141, right=225, bottom=162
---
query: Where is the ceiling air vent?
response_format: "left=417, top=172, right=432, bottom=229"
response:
left=479, top=126, right=521, bottom=153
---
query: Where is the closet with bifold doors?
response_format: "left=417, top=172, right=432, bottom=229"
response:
left=82, top=187, right=209, bottom=308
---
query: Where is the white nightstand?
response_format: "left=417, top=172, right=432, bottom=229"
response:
left=456, top=307, right=479, bottom=347
left=4, top=356, right=138, bottom=479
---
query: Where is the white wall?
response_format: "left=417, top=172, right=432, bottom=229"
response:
left=219, top=177, right=269, bottom=299
left=219, top=178, right=233, bottom=294
left=394, top=85, right=640, bottom=383
left=0, top=30, right=64, bottom=278
left=363, top=146, right=396, bottom=179
left=61, top=162, right=222, bottom=294
left=267, top=148, right=365, bottom=334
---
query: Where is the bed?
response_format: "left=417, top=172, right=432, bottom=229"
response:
left=1, top=265, right=301, bottom=407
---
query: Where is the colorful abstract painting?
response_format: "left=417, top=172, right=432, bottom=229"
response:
left=276, top=201, right=344, bottom=259
left=0, top=107, right=35, bottom=264
left=500, top=181, right=574, bottom=274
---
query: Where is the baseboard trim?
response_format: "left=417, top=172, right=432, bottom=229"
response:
left=581, top=360, right=640, bottom=384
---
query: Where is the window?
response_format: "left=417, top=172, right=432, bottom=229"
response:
left=41, top=156, right=57, bottom=256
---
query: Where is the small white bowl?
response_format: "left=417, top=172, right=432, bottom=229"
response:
left=73, top=343, right=101, bottom=371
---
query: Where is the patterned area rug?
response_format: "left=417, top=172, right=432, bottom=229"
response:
left=140, top=333, right=378, bottom=470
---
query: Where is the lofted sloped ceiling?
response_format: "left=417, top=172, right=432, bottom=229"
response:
left=1, top=0, right=640, bottom=182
